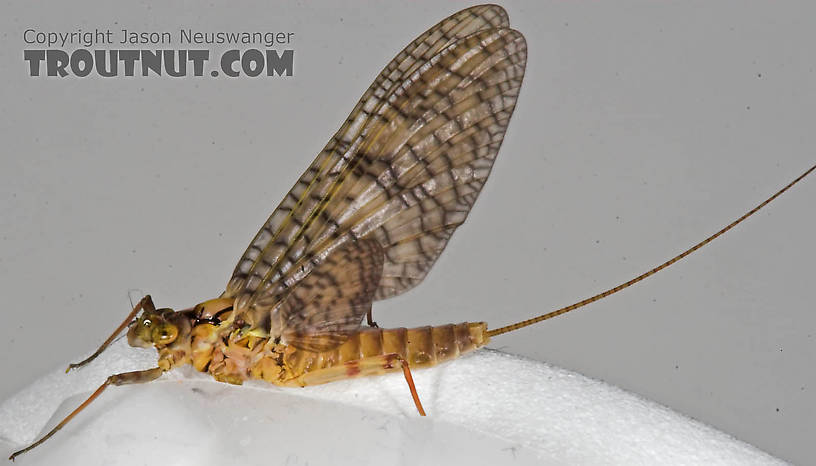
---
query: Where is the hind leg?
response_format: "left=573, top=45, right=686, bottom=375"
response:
left=366, top=309, right=379, bottom=328
left=290, top=353, right=425, bottom=416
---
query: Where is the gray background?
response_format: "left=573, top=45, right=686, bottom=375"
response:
left=1, top=1, right=813, bottom=464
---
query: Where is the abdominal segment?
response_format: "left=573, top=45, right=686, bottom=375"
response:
left=190, top=322, right=489, bottom=387
left=279, top=322, right=490, bottom=387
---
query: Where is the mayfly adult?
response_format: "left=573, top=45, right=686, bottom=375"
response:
left=9, top=4, right=815, bottom=460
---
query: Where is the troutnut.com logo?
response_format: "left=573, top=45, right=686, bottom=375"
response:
left=23, top=28, right=295, bottom=78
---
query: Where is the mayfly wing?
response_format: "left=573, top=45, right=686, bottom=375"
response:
left=226, top=4, right=511, bottom=306
left=225, top=5, right=527, bottom=337
left=226, top=4, right=509, bottom=305
left=278, top=239, right=384, bottom=352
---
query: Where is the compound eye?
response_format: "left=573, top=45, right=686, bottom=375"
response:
left=151, top=323, right=178, bottom=345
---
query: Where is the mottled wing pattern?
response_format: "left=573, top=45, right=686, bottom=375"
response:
left=225, top=5, right=527, bottom=341
left=323, top=27, right=527, bottom=302
left=226, top=4, right=510, bottom=303
left=278, top=239, right=384, bottom=352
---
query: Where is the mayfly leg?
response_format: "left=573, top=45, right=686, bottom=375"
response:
left=392, top=355, right=426, bottom=416
left=65, top=295, right=156, bottom=373
left=8, top=367, right=164, bottom=461
left=294, top=353, right=426, bottom=416
left=366, top=309, right=379, bottom=328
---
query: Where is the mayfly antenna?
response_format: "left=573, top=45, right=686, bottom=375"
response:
left=487, top=163, right=816, bottom=338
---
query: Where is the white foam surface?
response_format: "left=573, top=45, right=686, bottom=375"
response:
left=0, top=340, right=783, bottom=465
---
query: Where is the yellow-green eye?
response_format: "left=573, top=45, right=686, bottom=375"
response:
left=151, top=323, right=178, bottom=345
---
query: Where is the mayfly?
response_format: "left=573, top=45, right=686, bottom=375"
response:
left=9, top=4, right=815, bottom=460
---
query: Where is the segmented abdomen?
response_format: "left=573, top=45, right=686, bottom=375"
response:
left=284, top=322, right=489, bottom=379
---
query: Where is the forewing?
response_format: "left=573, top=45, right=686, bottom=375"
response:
left=278, top=239, right=384, bottom=352
left=321, top=27, right=527, bottom=300
left=225, top=5, right=527, bottom=331
left=227, top=4, right=509, bottom=300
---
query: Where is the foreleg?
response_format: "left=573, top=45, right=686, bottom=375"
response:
left=66, top=295, right=156, bottom=372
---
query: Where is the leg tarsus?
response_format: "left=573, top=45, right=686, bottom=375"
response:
left=8, top=367, right=163, bottom=461
left=366, top=308, right=379, bottom=328
left=66, top=295, right=155, bottom=373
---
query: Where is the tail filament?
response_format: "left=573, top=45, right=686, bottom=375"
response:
left=487, top=163, right=815, bottom=338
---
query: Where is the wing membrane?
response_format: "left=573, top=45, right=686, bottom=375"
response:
left=227, top=4, right=509, bottom=300
left=225, top=5, right=527, bottom=339
left=277, top=239, right=384, bottom=352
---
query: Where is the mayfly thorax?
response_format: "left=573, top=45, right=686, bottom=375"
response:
left=9, top=4, right=815, bottom=461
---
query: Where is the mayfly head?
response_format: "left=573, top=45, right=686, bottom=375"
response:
left=127, top=308, right=180, bottom=349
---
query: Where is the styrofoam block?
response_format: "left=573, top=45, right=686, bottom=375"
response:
left=0, top=340, right=783, bottom=465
